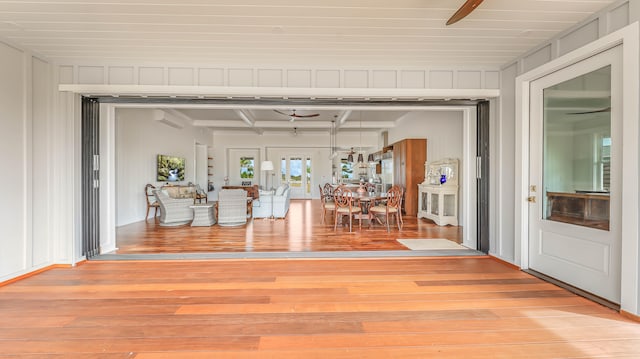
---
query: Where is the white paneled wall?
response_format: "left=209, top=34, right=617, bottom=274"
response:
left=0, top=41, right=27, bottom=278
left=56, top=63, right=500, bottom=90
left=0, top=41, right=58, bottom=280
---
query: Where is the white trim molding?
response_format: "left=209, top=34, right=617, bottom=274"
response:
left=58, top=84, right=499, bottom=101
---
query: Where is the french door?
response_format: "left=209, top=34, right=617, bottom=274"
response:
left=528, top=46, right=622, bottom=303
left=280, top=155, right=312, bottom=199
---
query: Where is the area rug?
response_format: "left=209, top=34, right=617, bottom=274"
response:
left=397, top=238, right=466, bottom=250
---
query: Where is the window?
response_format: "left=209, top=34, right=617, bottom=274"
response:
left=341, top=159, right=354, bottom=179
left=600, top=136, right=611, bottom=191
left=240, top=157, right=254, bottom=179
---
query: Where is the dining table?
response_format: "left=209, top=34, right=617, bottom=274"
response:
left=351, top=191, right=385, bottom=213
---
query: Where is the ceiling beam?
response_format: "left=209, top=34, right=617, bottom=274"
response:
left=335, top=110, right=352, bottom=130
left=234, top=109, right=255, bottom=126
left=164, top=109, right=195, bottom=125
left=233, top=109, right=263, bottom=134
left=152, top=109, right=184, bottom=129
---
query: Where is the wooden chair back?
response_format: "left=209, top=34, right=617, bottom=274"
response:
left=145, top=184, right=160, bottom=221
left=364, top=182, right=376, bottom=193
left=145, top=184, right=157, bottom=205
left=333, top=185, right=355, bottom=210
left=322, top=183, right=334, bottom=200
left=386, top=186, right=402, bottom=209
left=333, top=185, right=361, bottom=231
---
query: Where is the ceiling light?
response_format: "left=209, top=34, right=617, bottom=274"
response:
left=367, top=154, right=375, bottom=163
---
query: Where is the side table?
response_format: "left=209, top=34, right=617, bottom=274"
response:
left=190, top=203, right=216, bottom=226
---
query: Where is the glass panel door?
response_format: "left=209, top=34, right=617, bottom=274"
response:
left=528, top=45, right=622, bottom=304
left=542, top=66, right=611, bottom=230
left=280, top=155, right=312, bottom=199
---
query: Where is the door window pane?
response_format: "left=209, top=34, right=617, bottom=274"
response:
left=306, top=157, right=312, bottom=194
left=240, top=157, right=254, bottom=179
left=290, top=157, right=302, bottom=188
left=543, top=66, right=611, bottom=230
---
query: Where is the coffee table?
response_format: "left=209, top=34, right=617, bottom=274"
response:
left=190, top=203, right=216, bottom=226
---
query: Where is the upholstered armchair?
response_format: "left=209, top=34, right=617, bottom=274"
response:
left=252, top=184, right=291, bottom=219
left=153, top=189, right=194, bottom=226
left=217, top=189, right=248, bottom=226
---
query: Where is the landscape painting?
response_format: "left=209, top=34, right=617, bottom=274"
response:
left=157, top=154, right=185, bottom=182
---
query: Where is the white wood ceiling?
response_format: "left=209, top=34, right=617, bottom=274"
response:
left=0, top=0, right=619, bottom=67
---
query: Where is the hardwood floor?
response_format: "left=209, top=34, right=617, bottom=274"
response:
left=116, top=199, right=463, bottom=254
left=1, top=257, right=638, bottom=358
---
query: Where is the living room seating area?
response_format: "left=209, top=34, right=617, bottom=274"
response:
left=252, top=184, right=291, bottom=219
left=149, top=183, right=292, bottom=227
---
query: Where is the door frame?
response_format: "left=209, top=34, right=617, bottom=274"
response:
left=515, top=23, right=639, bottom=312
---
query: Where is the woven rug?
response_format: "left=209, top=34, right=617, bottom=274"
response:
left=397, top=238, right=466, bottom=250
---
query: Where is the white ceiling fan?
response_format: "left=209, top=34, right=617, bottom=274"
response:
left=274, top=109, right=320, bottom=122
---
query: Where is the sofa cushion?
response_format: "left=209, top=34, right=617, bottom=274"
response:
left=275, top=185, right=287, bottom=196
left=259, top=190, right=273, bottom=196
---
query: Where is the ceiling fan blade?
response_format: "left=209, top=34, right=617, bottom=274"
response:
left=273, top=109, right=293, bottom=117
left=567, top=107, right=611, bottom=115
left=446, top=0, right=484, bottom=26
left=273, top=109, right=320, bottom=118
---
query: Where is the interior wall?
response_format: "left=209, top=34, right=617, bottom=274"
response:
left=211, top=130, right=377, bottom=199
left=115, top=108, right=212, bottom=226
left=388, top=110, right=464, bottom=162
left=0, top=41, right=54, bottom=281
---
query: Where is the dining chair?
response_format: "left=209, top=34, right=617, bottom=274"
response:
left=364, top=182, right=376, bottom=193
left=319, top=184, right=335, bottom=224
left=395, top=185, right=405, bottom=227
left=194, top=184, right=208, bottom=203
left=145, top=184, right=160, bottom=221
left=369, top=185, right=402, bottom=232
left=333, top=185, right=362, bottom=232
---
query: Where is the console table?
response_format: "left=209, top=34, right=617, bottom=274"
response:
left=417, top=158, right=459, bottom=226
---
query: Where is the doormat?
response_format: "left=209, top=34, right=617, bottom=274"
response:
left=397, top=239, right=466, bottom=250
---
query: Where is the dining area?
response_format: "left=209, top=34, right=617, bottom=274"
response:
left=319, top=182, right=404, bottom=232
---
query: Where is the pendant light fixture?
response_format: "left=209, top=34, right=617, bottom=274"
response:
left=357, top=117, right=363, bottom=163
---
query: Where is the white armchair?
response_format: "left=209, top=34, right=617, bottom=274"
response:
left=153, top=189, right=194, bottom=226
left=217, top=189, right=248, bottom=226
left=253, top=184, right=291, bottom=218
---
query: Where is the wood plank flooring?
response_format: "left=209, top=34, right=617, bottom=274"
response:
left=116, top=199, right=463, bottom=254
left=1, top=257, right=638, bottom=358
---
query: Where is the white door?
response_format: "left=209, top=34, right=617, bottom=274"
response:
left=528, top=46, right=622, bottom=303
left=280, top=155, right=312, bottom=199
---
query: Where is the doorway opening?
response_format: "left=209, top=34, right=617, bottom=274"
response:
left=81, top=96, right=489, bottom=258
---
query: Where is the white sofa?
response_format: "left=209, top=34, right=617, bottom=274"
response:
left=217, top=189, right=248, bottom=226
left=252, top=184, right=291, bottom=218
left=153, top=189, right=194, bottom=226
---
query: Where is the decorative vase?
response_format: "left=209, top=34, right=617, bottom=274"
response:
left=440, top=174, right=447, bottom=185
